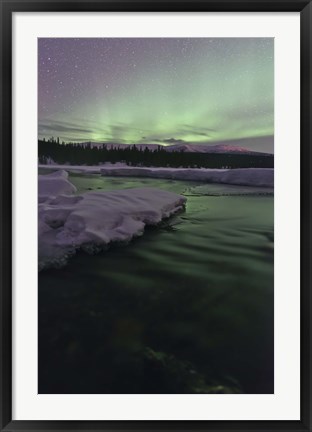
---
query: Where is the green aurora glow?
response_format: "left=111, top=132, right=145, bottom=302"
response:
left=38, top=38, right=274, bottom=152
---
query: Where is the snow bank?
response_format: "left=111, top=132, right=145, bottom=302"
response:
left=100, top=167, right=273, bottom=188
left=39, top=164, right=111, bottom=174
left=38, top=170, right=77, bottom=202
left=39, top=164, right=273, bottom=187
left=38, top=172, right=186, bottom=270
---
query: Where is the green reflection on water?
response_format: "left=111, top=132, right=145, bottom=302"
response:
left=39, top=174, right=273, bottom=394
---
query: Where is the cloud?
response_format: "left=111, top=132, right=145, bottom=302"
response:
left=147, top=137, right=186, bottom=145
left=182, top=124, right=216, bottom=134
left=39, top=120, right=93, bottom=135
left=109, top=123, right=153, bottom=134
left=179, top=124, right=216, bottom=138
left=163, top=138, right=186, bottom=144
left=191, top=131, right=212, bottom=137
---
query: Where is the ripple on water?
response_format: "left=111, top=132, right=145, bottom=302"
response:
left=39, top=174, right=274, bottom=394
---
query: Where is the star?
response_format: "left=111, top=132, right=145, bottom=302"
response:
left=38, top=37, right=274, bottom=152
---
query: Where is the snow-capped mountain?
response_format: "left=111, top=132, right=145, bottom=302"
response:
left=163, top=143, right=270, bottom=155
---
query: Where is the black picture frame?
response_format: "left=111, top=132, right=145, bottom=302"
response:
left=1, top=0, right=311, bottom=430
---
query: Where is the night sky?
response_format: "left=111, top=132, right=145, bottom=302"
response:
left=38, top=38, right=274, bottom=152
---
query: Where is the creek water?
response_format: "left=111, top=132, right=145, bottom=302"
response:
left=38, top=174, right=274, bottom=394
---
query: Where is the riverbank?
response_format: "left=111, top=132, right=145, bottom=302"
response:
left=38, top=164, right=274, bottom=188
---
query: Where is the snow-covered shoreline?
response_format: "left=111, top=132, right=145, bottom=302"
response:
left=39, top=164, right=274, bottom=188
left=38, top=170, right=186, bottom=270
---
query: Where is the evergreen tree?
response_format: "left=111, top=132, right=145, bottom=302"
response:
left=38, top=138, right=274, bottom=169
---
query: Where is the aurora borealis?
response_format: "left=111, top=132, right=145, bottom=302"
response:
left=38, top=38, right=274, bottom=152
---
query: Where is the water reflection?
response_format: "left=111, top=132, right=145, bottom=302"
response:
left=38, top=174, right=274, bottom=394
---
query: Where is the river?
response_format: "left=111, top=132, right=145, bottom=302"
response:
left=38, top=174, right=274, bottom=394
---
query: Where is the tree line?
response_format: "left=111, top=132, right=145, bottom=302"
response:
left=38, top=139, right=274, bottom=169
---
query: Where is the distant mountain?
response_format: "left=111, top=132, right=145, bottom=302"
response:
left=78, top=142, right=272, bottom=156
left=164, top=143, right=271, bottom=155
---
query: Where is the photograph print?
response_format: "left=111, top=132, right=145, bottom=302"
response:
left=38, top=37, right=274, bottom=394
